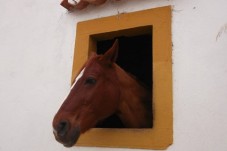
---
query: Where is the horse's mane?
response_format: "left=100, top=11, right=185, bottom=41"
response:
left=113, top=63, right=152, bottom=127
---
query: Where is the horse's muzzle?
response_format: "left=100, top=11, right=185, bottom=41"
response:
left=53, top=120, right=81, bottom=147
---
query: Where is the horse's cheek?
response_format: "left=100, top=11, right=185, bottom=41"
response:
left=78, top=109, right=97, bottom=133
left=101, top=85, right=120, bottom=114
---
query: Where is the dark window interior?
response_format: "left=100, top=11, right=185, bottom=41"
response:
left=95, top=34, right=153, bottom=128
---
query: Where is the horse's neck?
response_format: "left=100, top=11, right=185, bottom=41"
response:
left=114, top=64, right=152, bottom=128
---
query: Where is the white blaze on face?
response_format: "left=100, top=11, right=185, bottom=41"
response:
left=71, top=68, right=85, bottom=89
left=69, top=0, right=79, bottom=4
left=73, top=0, right=80, bottom=3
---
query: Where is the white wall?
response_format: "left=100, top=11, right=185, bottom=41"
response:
left=0, top=0, right=227, bottom=151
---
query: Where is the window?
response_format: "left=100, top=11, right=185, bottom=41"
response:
left=71, top=6, right=172, bottom=149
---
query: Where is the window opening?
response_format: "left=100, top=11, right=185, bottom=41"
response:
left=95, top=34, right=153, bottom=128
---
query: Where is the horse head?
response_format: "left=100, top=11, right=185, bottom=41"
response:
left=52, top=40, right=121, bottom=147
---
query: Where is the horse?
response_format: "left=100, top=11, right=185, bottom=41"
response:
left=52, top=39, right=152, bottom=147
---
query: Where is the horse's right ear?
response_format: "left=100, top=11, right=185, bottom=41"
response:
left=102, top=39, right=119, bottom=63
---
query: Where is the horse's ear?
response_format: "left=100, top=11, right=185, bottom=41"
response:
left=103, top=39, right=119, bottom=63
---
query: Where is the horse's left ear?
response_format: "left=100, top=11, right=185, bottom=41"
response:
left=103, top=39, right=119, bottom=63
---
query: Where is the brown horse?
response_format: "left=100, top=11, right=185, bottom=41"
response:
left=52, top=40, right=152, bottom=147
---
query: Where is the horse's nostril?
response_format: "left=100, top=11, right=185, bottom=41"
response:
left=56, top=120, right=70, bottom=137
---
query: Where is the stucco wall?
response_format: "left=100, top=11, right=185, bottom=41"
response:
left=0, top=0, right=227, bottom=151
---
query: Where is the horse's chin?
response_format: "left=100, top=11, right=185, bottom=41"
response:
left=63, top=141, right=76, bottom=148
left=62, top=136, right=79, bottom=147
left=62, top=139, right=77, bottom=148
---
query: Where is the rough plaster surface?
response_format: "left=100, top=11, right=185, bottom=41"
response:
left=0, top=0, right=227, bottom=151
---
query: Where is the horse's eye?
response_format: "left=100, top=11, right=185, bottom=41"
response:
left=85, top=77, right=96, bottom=85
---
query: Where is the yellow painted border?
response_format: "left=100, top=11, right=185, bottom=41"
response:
left=72, top=6, right=172, bottom=149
